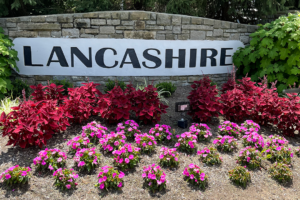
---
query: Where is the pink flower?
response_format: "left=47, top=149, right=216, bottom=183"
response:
left=49, top=165, right=54, bottom=171
left=5, top=174, right=11, bottom=179
left=190, top=174, right=194, bottom=179
left=159, top=155, right=164, bottom=159
left=78, top=161, right=85, bottom=167
left=200, top=176, right=205, bottom=181
left=66, top=184, right=71, bottom=189
left=119, top=172, right=125, bottom=179
left=276, top=146, right=282, bottom=151
left=291, top=153, right=294, bottom=158
left=129, top=155, right=134, bottom=160
left=189, top=163, right=195, bottom=168
left=167, top=135, right=171, bottom=140
left=148, top=142, right=152, bottom=146
left=125, top=158, right=130, bottom=164
left=142, top=173, right=146, bottom=178
left=57, top=157, right=62, bottom=163
left=100, top=183, right=105, bottom=189
left=118, top=182, right=123, bottom=187
left=247, top=157, right=250, bottom=162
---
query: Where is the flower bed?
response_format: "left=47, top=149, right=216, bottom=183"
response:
left=82, top=121, right=107, bottom=143
left=148, top=124, right=172, bottom=143
left=175, top=132, right=197, bottom=153
left=67, top=136, right=91, bottom=154
left=112, top=143, right=141, bottom=170
left=142, top=164, right=167, bottom=192
left=96, top=166, right=124, bottom=190
left=0, top=165, right=31, bottom=186
left=53, top=168, right=78, bottom=190
left=183, top=163, right=208, bottom=189
left=99, top=132, right=126, bottom=152
left=159, top=147, right=179, bottom=168
left=73, top=147, right=100, bottom=172
left=262, top=145, right=293, bottom=164
left=218, top=121, right=241, bottom=138
left=33, top=148, right=67, bottom=171
left=116, top=120, right=141, bottom=139
left=197, top=146, right=222, bottom=165
left=213, top=135, right=238, bottom=152
left=266, top=135, right=289, bottom=147
left=242, top=132, right=264, bottom=149
left=189, top=123, right=212, bottom=141
left=135, top=133, right=157, bottom=153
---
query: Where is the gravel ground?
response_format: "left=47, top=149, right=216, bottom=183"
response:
left=0, top=86, right=300, bottom=200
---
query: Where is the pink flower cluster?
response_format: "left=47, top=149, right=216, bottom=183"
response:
left=53, top=168, right=78, bottom=190
left=33, top=148, right=67, bottom=171
left=240, top=120, right=260, bottom=134
left=99, top=132, right=126, bottom=152
left=112, top=143, right=141, bottom=170
left=175, top=132, right=197, bottom=153
left=67, top=136, right=91, bottom=153
left=116, top=120, right=141, bottom=139
left=197, top=146, right=222, bottom=165
left=213, top=135, right=238, bottom=152
left=237, top=146, right=262, bottom=169
left=97, top=166, right=124, bottom=190
left=189, top=123, right=212, bottom=141
left=74, top=147, right=100, bottom=172
left=183, top=163, right=208, bottom=189
left=218, top=121, right=241, bottom=138
left=159, top=147, right=179, bottom=167
left=266, top=135, right=289, bottom=147
left=242, top=132, right=264, bottom=149
left=149, top=124, right=172, bottom=143
left=142, top=164, right=167, bottom=191
left=0, top=165, right=31, bottom=185
left=135, top=133, right=157, bottom=153
left=82, top=121, right=107, bottom=143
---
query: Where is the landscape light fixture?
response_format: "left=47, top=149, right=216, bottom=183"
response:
left=175, top=102, right=190, bottom=129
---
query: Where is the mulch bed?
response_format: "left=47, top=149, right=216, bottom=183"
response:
left=0, top=86, right=300, bottom=200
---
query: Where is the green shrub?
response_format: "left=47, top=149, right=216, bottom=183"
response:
left=0, top=27, right=19, bottom=99
left=233, top=13, right=300, bottom=93
left=228, top=166, right=251, bottom=188
left=155, top=82, right=176, bottom=97
left=8, top=79, right=30, bottom=99
left=50, top=79, right=73, bottom=95
left=268, top=162, right=293, bottom=183
left=104, top=79, right=126, bottom=93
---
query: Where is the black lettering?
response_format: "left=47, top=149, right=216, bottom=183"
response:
left=23, top=46, right=43, bottom=66
left=165, top=49, right=186, bottom=68
left=142, top=48, right=161, bottom=69
left=200, top=49, right=218, bottom=67
left=47, top=47, right=68, bottom=67
left=189, top=49, right=197, bottom=68
left=95, top=48, right=118, bottom=68
left=220, top=48, right=233, bottom=66
left=71, top=47, right=92, bottom=68
left=120, top=49, right=141, bottom=68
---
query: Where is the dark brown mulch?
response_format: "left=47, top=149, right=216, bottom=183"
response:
left=0, top=86, right=300, bottom=200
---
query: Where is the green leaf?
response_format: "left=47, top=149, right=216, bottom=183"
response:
left=286, top=75, right=298, bottom=85
left=288, top=41, right=298, bottom=49
left=290, top=67, right=300, bottom=75
left=259, top=47, right=269, bottom=57
left=261, top=38, right=274, bottom=49
left=279, top=48, right=290, bottom=60
left=268, top=48, right=279, bottom=59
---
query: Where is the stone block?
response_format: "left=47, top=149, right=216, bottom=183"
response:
left=91, top=19, right=106, bottom=25
left=149, top=76, right=171, bottom=81
left=6, top=23, right=16, bottom=28
left=95, top=34, right=110, bottom=38
left=225, top=29, right=238, bottom=33
left=203, top=18, right=214, bottom=25
left=165, top=26, right=172, bottom=30
left=173, top=26, right=181, bottom=34
left=53, top=76, right=72, bottom=81
left=9, top=31, right=38, bottom=38
left=214, top=20, right=221, bottom=28
left=80, top=34, right=94, bottom=38
left=122, top=21, right=134, bottom=26
left=130, top=12, right=150, bottom=20
left=231, top=23, right=238, bottom=29
left=146, top=25, right=164, bottom=30
left=229, top=33, right=240, bottom=40
left=17, top=78, right=35, bottom=86
left=71, top=76, right=84, bottom=81
left=62, top=29, right=79, bottom=38
left=45, top=15, right=57, bottom=22
left=181, top=16, right=191, bottom=24
left=0, top=18, right=6, bottom=27
left=166, top=34, right=175, bottom=40
left=190, top=31, right=206, bottom=40
left=221, top=21, right=231, bottom=29
left=110, top=34, right=123, bottom=38
left=19, top=16, right=31, bottom=22
left=124, top=31, right=156, bottom=39
left=51, top=31, right=61, bottom=37
left=206, top=31, right=212, bottom=36
left=34, top=75, right=53, bottom=81
left=135, top=21, right=145, bottom=30
left=6, top=18, right=19, bottom=23
left=100, top=26, right=115, bottom=34
left=213, top=29, right=223, bottom=37
left=247, top=25, right=258, bottom=32
left=99, top=12, right=111, bottom=19
left=237, top=28, right=247, bottom=33
left=224, top=33, right=230, bottom=37
left=188, top=76, right=202, bottom=83
left=75, top=19, right=90, bottom=28
left=156, top=34, right=165, bottom=40
left=85, top=29, right=99, bottom=34
left=177, top=34, right=189, bottom=40
left=191, top=17, right=203, bottom=25
left=57, top=15, right=73, bottom=23
left=31, top=16, right=46, bottom=22
left=172, top=15, right=181, bottom=25
left=240, top=35, right=250, bottom=44
left=73, top=13, right=84, bottom=18
left=116, top=26, right=134, bottom=30
left=237, top=24, right=248, bottom=28
left=38, top=31, right=51, bottom=37
left=150, top=13, right=157, bottom=20
left=157, top=30, right=173, bottom=34
left=62, top=23, right=73, bottom=28
left=182, top=25, right=213, bottom=30
left=19, top=23, right=61, bottom=30
left=8, top=27, right=18, bottom=31
left=112, top=12, right=129, bottom=19
left=157, top=14, right=171, bottom=25
left=107, top=19, right=121, bottom=25
left=82, top=12, right=98, bottom=18
left=3, top=28, right=8, bottom=35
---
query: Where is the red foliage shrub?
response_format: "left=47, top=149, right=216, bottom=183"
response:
left=187, top=76, right=223, bottom=122
left=80, top=82, right=102, bottom=115
left=94, top=86, right=131, bottom=124
left=30, top=84, right=45, bottom=101
left=30, top=82, right=65, bottom=102
left=129, top=85, right=168, bottom=124
left=0, top=100, right=71, bottom=148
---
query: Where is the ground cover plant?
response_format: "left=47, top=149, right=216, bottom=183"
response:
left=116, top=120, right=141, bottom=139
left=189, top=123, right=212, bottom=141
left=197, top=146, right=222, bottom=165
left=112, top=143, right=141, bottom=170
left=135, top=133, right=157, bottom=153
left=96, top=166, right=124, bottom=190
left=159, top=147, right=179, bottom=168
left=33, top=148, right=67, bottom=171
left=82, top=121, right=107, bottom=144
left=99, top=132, right=126, bottom=152
left=262, top=145, right=293, bottom=164
left=175, top=132, right=197, bottom=153
left=148, top=124, right=172, bottom=143
left=237, top=147, right=262, bottom=169
left=142, top=164, right=167, bottom=192
left=218, top=121, right=241, bottom=138
left=228, top=166, right=251, bottom=188
left=268, top=162, right=293, bottom=184
left=183, top=163, right=208, bottom=189
left=213, top=135, right=238, bottom=152
left=53, top=168, right=78, bottom=190
left=73, top=147, right=101, bottom=172
left=0, top=165, right=31, bottom=186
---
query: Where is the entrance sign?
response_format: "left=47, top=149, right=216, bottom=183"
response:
left=13, top=38, right=244, bottom=76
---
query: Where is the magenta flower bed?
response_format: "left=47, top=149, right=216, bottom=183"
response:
left=96, top=166, right=124, bottom=190
left=99, top=132, right=126, bottom=152
left=148, top=124, right=172, bottom=143
left=0, top=165, right=31, bottom=186
left=33, top=148, right=67, bottom=171
left=142, top=164, right=167, bottom=192
left=183, top=163, right=208, bottom=189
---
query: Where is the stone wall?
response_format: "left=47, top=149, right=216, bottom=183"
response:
left=0, top=11, right=258, bottom=88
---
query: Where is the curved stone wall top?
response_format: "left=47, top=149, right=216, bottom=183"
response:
left=0, top=11, right=258, bottom=44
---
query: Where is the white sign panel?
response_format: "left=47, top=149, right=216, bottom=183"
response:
left=13, top=38, right=244, bottom=76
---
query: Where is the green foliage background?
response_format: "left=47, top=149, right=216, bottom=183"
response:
left=233, top=13, right=300, bottom=93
